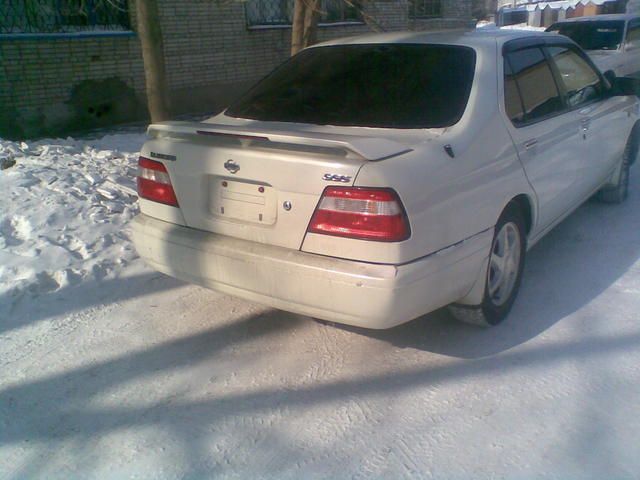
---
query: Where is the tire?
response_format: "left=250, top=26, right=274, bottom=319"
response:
left=596, top=132, right=636, bottom=204
left=597, top=156, right=631, bottom=204
left=449, top=203, right=526, bottom=327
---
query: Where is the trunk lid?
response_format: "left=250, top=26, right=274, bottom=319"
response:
left=142, top=121, right=413, bottom=250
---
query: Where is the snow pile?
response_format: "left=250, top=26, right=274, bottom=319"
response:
left=476, top=22, right=546, bottom=32
left=500, top=23, right=546, bottom=31
left=476, top=20, right=498, bottom=28
left=0, top=133, right=146, bottom=319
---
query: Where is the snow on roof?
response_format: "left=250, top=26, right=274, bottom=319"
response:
left=502, top=0, right=621, bottom=11
left=544, top=12, right=640, bottom=19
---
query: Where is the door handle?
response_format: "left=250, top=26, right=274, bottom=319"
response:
left=524, top=139, right=538, bottom=150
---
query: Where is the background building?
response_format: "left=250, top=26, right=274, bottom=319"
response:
left=497, top=0, right=628, bottom=27
left=0, top=0, right=473, bottom=139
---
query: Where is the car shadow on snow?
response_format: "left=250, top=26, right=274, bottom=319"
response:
left=1, top=308, right=639, bottom=467
left=1, top=200, right=639, bottom=478
left=334, top=180, right=640, bottom=358
left=0, top=309, right=302, bottom=443
left=1, top=173, right=639, bottom=477
left=0, top=270, right=184, bottom=335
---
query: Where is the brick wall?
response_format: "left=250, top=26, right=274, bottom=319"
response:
left=0, top=34, right=145, bottom=138
left=0, top=0, right=472, bottom=139
left=156, top=0, right=418, bottom=115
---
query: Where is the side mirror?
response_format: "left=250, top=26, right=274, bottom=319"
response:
left=604, top=69, right=616, bottom=87
left=606, top=71, right=640, bottom=97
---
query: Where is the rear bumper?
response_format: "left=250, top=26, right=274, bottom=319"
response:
left=131, top=214, right=492, bottom=329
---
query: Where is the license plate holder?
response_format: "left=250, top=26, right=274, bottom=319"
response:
left=209, top=177, right=276, bottom=225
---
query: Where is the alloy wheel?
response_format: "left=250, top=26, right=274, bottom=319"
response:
left=488, top=222, right=521, bottom=306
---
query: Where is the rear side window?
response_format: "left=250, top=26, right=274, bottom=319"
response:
left=504, top=47, right=564, bottom=126
left=226, top=44, right=476, bottom=129
left=504, top=59, right=525, bottom=124
left=547, top=46, right=602, bottom=108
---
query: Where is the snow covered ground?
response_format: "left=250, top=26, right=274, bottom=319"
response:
left=500, top=24, right=546, bottom=32
left=476, top=21, right=546, bottom=32
left=0, top=133, right=146, bottom=323
left=1, top=131, right=640, bottom=479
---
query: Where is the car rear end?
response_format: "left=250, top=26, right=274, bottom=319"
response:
left=132, top=40, right=490, bottom=328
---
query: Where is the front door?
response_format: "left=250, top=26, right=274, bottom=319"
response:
left=546, top=44, right=631, bottom=195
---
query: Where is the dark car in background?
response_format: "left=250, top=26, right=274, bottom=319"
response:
left=546, top=14, right=640, bottom=77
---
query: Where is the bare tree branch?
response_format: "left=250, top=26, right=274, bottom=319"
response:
left=342, top=0, right=385, bottom=32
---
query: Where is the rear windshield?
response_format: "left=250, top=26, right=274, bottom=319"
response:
left=546, top=21, right=625, bottom=51
left=226, top=44, right=476, bottom=129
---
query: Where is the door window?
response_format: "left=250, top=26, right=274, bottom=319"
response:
left=547, top=46, right=603, bottom=108
left=626, top=20, right=640, bottom=50
left=504, top=47, right=564, bottom=125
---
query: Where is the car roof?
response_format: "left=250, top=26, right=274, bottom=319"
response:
left=549, top=13, right=638, bottom=24
left=313, top=28, right=563, bottom=49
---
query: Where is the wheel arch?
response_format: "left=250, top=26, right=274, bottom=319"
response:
left=456, top=194, right=533, bottom=307
left=626, top=120, right=640, bottom=166
left=510, top=194, right=534, bottom=237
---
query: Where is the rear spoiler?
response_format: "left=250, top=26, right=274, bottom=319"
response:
left=147, top=121, right=413, bottom=161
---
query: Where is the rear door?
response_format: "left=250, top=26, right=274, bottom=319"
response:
left=503, top=44, right=583, bottom=230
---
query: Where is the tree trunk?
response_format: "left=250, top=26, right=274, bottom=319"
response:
left=291, top=0, right=306, bottom=56
left=136, top=0, right=170, bottom=122
left=302, top=0, right=321, bottom=49
left=291, top=0, right=322, bottom=56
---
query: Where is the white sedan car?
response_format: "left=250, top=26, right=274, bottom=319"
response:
left=132, top=30, right=639, bottom=329
left=546, top=14, right=640, bottom=78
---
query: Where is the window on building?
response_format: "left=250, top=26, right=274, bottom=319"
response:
left=245, top=0, right=361, bottom=27
left=0, top=0, right=131, bottom=35
left=500, top=9, right=528, bottom=27
left=408, top=0, right=442, bottom=19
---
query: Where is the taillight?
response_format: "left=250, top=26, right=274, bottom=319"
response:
left=137, top=157, right=179, bottom=207
left=307, top=187, right=410, bottom=242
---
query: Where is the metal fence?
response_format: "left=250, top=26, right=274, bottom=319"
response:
left=408, top=0, right=442, bottom=19
left=245, top=0, right=361, bottom=27
left=1, top=0, right=131, bottom=34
